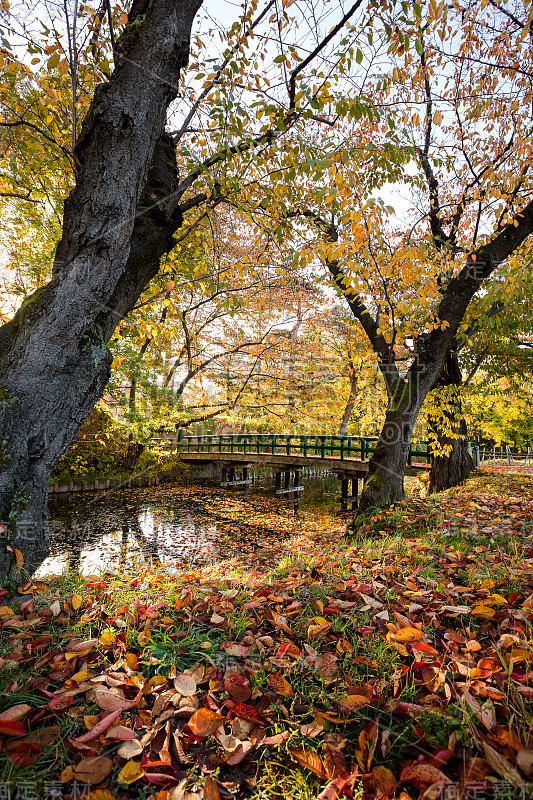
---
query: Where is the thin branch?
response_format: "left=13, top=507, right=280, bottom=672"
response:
left=0, top=191, right=38, bottom=202
left=172, top=0, right=276, bottom=145
left=288, top=0, right=364, bottom=107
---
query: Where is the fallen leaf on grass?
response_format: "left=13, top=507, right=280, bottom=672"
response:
left=394, top=626, right=424, bottom=643
left=289, top=747, right=328, bottom=779
left=267, top=673, right=293, bottom=696
left=355, top=720, right=378, bottom=772
left=5, top=741, right=40, bottom=767
left=71, top=709, right=121, bottom=744
left=0, top=720, right=26, bottom=736
left=118, top=759, right=144, bottom=784
left=74, top=756, right=114, bottom=784
left=0, top=704, right=31, bottom=721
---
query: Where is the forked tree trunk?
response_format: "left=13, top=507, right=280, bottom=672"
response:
left=355, top=343, right=450, bottom=523
left=355, top=347, right=474, bottom=525
left=0, top=0, right=202, bottom=579
left=428, top=350, right=473, bottom=492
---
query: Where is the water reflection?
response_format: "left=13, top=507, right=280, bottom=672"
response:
left=37, top=472, right=340, bottom=578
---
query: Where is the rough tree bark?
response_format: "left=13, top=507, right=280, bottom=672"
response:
left=428, top=348, right=473, bottom=493
left=0, top=0, right=202, bottom=578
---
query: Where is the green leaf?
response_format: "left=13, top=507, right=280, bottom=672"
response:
left=47, top=53, right=60, bottom=69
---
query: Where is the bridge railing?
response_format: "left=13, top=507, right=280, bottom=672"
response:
left=166, top=434, right=433, bottom=465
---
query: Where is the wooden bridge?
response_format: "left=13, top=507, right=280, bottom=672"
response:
left=155, top=434, right=431, bottom=511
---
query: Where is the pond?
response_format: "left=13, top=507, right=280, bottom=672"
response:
left=37, top=471, right=343, bottom=578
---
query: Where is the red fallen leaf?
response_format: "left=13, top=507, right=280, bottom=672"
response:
left=48, top=695, right=73, bottom=711
left=322, top=606, right=342, bottom=615
left=229, top=703, right=268, bottom=726
left=224, top=674, right=251, bottom=703
left=6, top=742, right=41, bottom=767
left=71, top=709, right=121, bottom=744
left=277, top=642, right=301, bottom=660
left=28, top=635, right=52, bottom=651
left=243, top=601, right=262, bottom=610
left=105, top=725, right=137, bottom=740
left=0, top=720, right=26, bottom=736
left=144, top=772, right=185, bottom=786
left=412, top=643, right=439, bottom=655
left=186, top=708, right=225, bottom=738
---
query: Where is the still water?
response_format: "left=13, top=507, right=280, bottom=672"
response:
left=37, top=471, right=340, bottom=578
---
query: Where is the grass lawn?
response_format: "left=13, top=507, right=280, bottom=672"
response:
left=0, top=466, right=532, bottom=800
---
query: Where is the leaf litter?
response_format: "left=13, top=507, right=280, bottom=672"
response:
left=0, top=466, right=532, bottom=799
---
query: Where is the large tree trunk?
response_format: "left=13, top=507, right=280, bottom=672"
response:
left=0, top=0, right=202, bottom=579
left=354, top=371, right=428, bottom=520
left=428, top=349, right=473, bottom=492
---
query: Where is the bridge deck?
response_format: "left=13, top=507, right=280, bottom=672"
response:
left=178, top=451, right=427, bottom=476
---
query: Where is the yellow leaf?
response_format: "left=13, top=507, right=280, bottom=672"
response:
left=125, top=653, right=139, bottom=670
left=486, top=594, right=507, bottom=606
left=143, top=675, right=167, bottom=693
left=72, top=669, right=89, bottom=682
left=471, top=605, right=496, bottom=619
left=118, top=760, right=143, bottom=784
left=99, top=631, right=116, bottom=647
left=72, top=595, right=83, bottom=611
left=13, top=549, right=23, bottom=568
left=510, top=648, right=532, bottom=663
left=394, top=627, right=424, bottom=643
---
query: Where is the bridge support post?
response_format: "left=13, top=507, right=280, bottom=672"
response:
left=274, top=468, right=303, bottom=513
left=337, top=471, right=362, bottom=512
left=340, top=478, right=349, bottom=511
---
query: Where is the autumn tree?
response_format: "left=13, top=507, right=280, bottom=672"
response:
left=270, top=0, right=533, bottom=516
left=0, top=0, right=373, bottom=576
